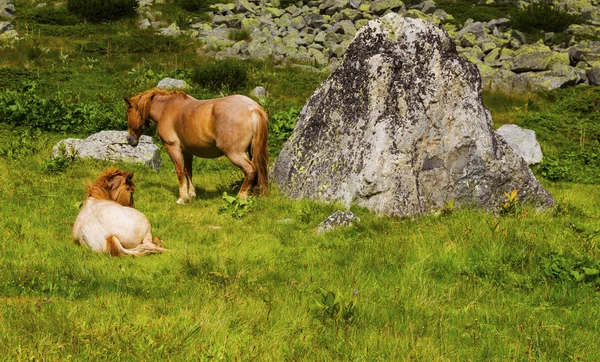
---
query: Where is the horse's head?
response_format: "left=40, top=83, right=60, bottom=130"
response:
left=108, top=171, right=136, bottom=207
left=88, top=168, right=136, bottom=208
left=124, top=97, right=148, bottom=147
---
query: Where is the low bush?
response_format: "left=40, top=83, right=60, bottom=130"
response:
left=229, top=28, right=251, bottom=42
left=511, top=3, right=584, bottom=33
left=81, top=30, right=186, bottom=55
left=278, top=0, right=299, bottom=8
left=66, top=0, right=138, bottom=22
left=0, top=129, right=44, bottom=161
left=18, top=5, right=80, bottom=26
left=191, top=59, right=249, bottom=92
left=432, top=0, right=518, bottom=25
left=268, top=106, right=300, bottom=154
left=176, top=0, right=210, bottom=12
left=0, top=83, right=124, bottom=133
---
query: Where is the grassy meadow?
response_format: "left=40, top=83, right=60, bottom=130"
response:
left=1, top=1, right=600, bottom=360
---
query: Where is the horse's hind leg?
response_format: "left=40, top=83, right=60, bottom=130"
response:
left=226, top=152, right=256, bottom=200
left=183, top=151, right=196, bottom=200
left=165, top=144, right=190, bottom=204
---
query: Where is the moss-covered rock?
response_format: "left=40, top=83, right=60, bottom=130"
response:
left=272, top=15, right=554, bottom=217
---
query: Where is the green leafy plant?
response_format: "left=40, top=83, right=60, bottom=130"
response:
left=535, top=155, right=572, bottom=182
left=314, top=288, right=357, bottom=330
left=542, top=252, right=600, bottom=283
left=41, top=144, right=77, bottom=173
left=66, top=0, right=138, bottom=22
left=0, top=128, right=43, bottom=161
left=269, top=107, right=300, bottom=142
left=0, top=83, right=124, bottom=132
left=191, top=59, right=249, bottom=92
left=501, top=188, right=524, bottom=216
left=220, top=192, right=255, bottom=218
left=442, top=199, right=456, bottom=215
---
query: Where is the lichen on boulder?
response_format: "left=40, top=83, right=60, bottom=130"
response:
left=272, top=14, right=554, bottom=217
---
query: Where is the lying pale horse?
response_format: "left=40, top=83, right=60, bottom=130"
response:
left=124, top=89, right=268, bottom=204
left=73, top=168, right=166, bottom=256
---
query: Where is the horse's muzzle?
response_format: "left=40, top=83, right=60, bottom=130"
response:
left=127, top=135, right=139, bottom=147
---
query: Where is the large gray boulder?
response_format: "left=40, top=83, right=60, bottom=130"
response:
left=496, top=124, right=543, bottom=165
left=272, top=14, right=554, bottom=217
left=53, top=131, right=162, bottom=171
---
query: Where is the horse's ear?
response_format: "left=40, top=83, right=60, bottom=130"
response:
left=127, top=172, right=134, bottom=181
left=123, top=97, right=132, bottom=108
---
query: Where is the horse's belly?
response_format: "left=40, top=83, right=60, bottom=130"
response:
left=188, top=146, right=224, bottom=158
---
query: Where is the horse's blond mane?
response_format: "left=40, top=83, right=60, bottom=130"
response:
left=130, top=89, right=188, bottom=125
left=87, top=168, right=135, bottom=205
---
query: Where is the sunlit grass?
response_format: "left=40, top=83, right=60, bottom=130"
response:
left=0, top=139, right=599, bottom=360
left=1, top=2, right=600, bottom=359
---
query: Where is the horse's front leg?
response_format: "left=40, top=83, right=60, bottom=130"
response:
left=183, top=151, right=196, bottom=200
left=165, top=144, right=190, bottom=204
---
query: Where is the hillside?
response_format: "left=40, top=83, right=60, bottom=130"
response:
left=0, top=1, right=600, bottom=360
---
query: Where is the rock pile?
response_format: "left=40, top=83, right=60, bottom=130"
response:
left=141, top=0, right=600, bottom=92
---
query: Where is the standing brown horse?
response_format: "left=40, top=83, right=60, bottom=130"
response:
left=124, top=89, right=268, bottom=204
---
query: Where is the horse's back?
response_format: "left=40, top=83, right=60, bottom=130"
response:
left=171, top=94, right=264, bottom=155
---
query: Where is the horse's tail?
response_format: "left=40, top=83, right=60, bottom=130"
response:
left=251, top=107, right=269, bottom=195
left=105, top=235, right=167, bottom=257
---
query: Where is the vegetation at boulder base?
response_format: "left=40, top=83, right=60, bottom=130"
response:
left=0, top=1, right=599, bottom=360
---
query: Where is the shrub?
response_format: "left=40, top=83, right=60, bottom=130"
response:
left=66, top=0, right=138, bottom=22
left=279, top=0, right=299, bottom=8
left=18, top=6, right=80, bottom=26
left=81, top=30, right=186, bottom=55
left=191, top=59, right=249, bottom=92
left=0, top=83, right=125, bottom=133
left=431, top=0, right=518, bottom=25
left=176, top=0, right=209, bottom=12
left=0, top=129, right=43, bottom=161
left=511, top=4, right=584, bottom=33
left=229, top=29, right=251, bottom=42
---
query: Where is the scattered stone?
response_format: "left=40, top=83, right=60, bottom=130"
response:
left=272, top=15, right=554, bottom=217
left=250, top=86, right=267, bottom=99
left=156, top=77, right=189, bottom=89
left=587, top=64, right=600, bottom=85
left=317, top=211, right=360, bottom=233
left=159, top=23, right=181, bottom=37
left=53, top=131, right=162, bottom=171
left=0, top=20, right=11, bottom=32
left=0, top=0, right=15, bottom=19
left=496, top=124, right=543, bottom=165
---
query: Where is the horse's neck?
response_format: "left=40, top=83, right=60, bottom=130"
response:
left=148, top=96, right=171, bottom=123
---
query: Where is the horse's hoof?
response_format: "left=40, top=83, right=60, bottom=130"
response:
left=176, top=198, right=186, bottom=205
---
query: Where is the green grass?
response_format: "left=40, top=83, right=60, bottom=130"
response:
left=1, top=2, right=600, bottom=360
left=1, top=146, right=599, bottom=360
